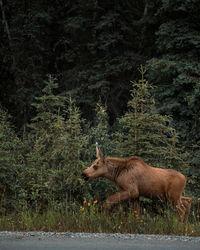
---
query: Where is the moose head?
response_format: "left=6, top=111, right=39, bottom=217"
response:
left=81, top=147, right=108, bottom=181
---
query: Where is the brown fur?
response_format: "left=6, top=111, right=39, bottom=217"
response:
left=81, top=147, right=191, bottom=222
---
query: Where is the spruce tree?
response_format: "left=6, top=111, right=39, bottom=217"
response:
left=92, top=103, right=112, bottom=155
left=49, top=97, right=89, bottom=203
left=0, top=107, right=24, bottom=212
left=24, top=75, right=66, bottom=208
left=25, top=76, right=88, bottom=209
left=89, top=103, right=116, bottom=201
left=115, top=66, right=184, bottom=170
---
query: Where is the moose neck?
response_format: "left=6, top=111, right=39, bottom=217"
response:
left=103, top=157, right=128, bottom=182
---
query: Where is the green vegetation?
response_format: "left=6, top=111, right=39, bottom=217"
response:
left=0, top=201, right=200, bottom=236
left=0, top=108, right=24, bottom=213
left=114, top=66, right=184, bottom=170
left=0, top=71, right=200, bottom=235
left=0, top=0, right=200, bottom=234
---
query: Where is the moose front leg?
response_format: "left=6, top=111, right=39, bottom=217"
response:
left=132, top=197, right=140, bottom=214
left=104, top=190, right=139, bottom=210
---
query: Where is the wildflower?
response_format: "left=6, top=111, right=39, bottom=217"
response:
left=83, top=200, right=87, bottom=204
left=94, top=200, right=98, bottom=204
left=80, top=207, right=84, bottom=212
left=140, top=220, right=143, bottom=223
left=88, top=203, right=91, bottom=206
left=134, top=210, right=138, bottom=214
left=120, top=221, right=123, bottom=225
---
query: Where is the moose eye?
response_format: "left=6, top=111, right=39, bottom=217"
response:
left=93, top=165, right=98, bottom=170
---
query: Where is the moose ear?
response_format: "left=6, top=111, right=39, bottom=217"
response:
left=96, top=147, right=104, bottom=159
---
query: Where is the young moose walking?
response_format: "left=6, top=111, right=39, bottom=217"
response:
left=82, top=147, right=191, bottom=222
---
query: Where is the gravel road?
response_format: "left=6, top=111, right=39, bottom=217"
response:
left=0, top=232, right=200, bottom=250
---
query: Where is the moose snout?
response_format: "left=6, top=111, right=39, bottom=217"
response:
left=81, top=172, right=89, bottom=181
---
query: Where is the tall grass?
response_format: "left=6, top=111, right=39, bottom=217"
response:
left=0, top=200, right=199, bottom=236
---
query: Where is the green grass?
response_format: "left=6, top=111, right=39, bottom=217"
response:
left=0, top=200, right=200, bottom=236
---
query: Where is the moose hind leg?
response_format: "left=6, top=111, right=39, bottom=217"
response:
left=181, top=196, right=192, bottom=222
left=175, top=199, right=186, bottom=222
left=167, top=184, right=186, bottom=222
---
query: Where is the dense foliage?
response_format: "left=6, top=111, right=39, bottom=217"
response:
left=115, top=66, right=185, bottom=171
left=0, top=108, right=24, bottom=212
left=0, top=71, right=194, bottom=213
left=0, top=0, right=200, bottom=212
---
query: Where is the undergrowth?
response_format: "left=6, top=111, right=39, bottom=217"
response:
left=0, top=200, right=199, bottom=236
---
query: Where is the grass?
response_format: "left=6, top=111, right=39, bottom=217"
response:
left=0, top=200, right=200, bottom=236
